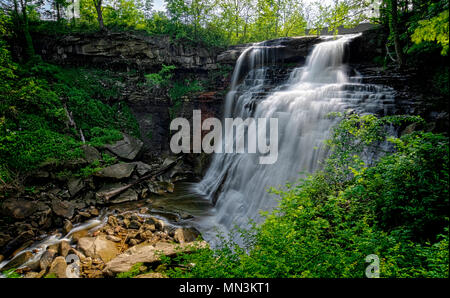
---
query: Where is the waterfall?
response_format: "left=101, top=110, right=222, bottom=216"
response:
left=194, top=35, right=396, bottom=246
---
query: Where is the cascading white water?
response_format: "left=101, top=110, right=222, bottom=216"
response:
left=194, top=35, right=396, bottom=246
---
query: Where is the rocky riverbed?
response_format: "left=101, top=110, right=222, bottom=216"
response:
left=0, top=132, right=211, bottom=278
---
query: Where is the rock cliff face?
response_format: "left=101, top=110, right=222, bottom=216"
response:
left=34, top=32, right=220, bottom=72
left=32, top=29, right=447, bottom=151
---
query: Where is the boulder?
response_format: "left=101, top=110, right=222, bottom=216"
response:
left=47, top=256, right=67, bottom=278
left=104, top=134, right=143, bottom=161
left=59, top=240, right=71, bottom=258
left=0, top=199, right=40, bottom=219
left=0, top=230, right=35, bottom=257
left=63, top=220, right=73, bottom=235
left=96, top=183, right=139, bottom=204
left=51, top=200, right=75, bottom=219
left=77, top=236, right=118, bottom=263
left=103, top=240, right=208, bottom=276
left=1, top=251, right=33, bottom=271
left=131, top=161, right=153, bottom=176
left=67, top=178, right=84, bottom=197
left=94, top=163, right=136, bottom=180
left=40, top=249, right=57, bottom=271
left=110, top=189, right=139, bottom=204
left=82, top=144, right=101, bottom=163
left=174, top=227, right=200, bottom=244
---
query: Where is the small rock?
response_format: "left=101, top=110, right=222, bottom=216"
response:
left=128, top=239, right=139, bottom=246
left=48, top=256, right=67, bottom=278
left=24, top=271, right=41, bottom=278
left=40, top=249, right=57, bottom=271
left=129, top=220, right=141, bottom=230
left=110, top=189, right=138, bottom=204
left=51, top=200, right=75, bottom=219
left=94, top=163, right=136, bottom=180
left=78, top=211, right=91, bottom=218
left=2, top=251, right=33, bottom=271
left=90, top=208, right=99, bottom=217
left=63, top=220, right=73, bottom=235
left=174, top=227, right=200, bottom=244
left=82, top=145, right=101, bottom=163
left=78, top=236, right=118, bottom=263
left=131, top=161, right=153, bottom=176
left=67, top=178, right=84, bottom=197
left=106, top=235, right=121, bottom=242
left=59, top=240, right=71, bottom=258
left=104, top=134, right=143, bottom=161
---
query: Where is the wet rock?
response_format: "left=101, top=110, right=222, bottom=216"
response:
left=78, top=236, right=118, bottom=263
left=67, top=178, right=84, bottom=197
left=82, top=145, right=101, bottom=163
left=51, top=200, right=75, bottom=219
left=40, top=249, right=57, bottom=271
left=104, top=134, right=143, bottom=161
left=2, top=251, right=33, bottom=271
left=0, top=254, right=4, bottom=262
left=147, top=181, right=174, bottom=195
left=103, top=241, right=208, bottom=276
left=48, top=256, right=67, bottom=278
left=63, top=220, right=73, bottom=235
left=94, top=163, right=136, bottom=180
left=0, top=230, right=35, bottom=257
left=59, top=240, right=71, bottom=258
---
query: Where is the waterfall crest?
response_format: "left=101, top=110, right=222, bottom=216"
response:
left=194, top=35, right=396, bottom=246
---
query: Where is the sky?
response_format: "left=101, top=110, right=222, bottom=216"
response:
left=153, top=0, right=166, bottom=12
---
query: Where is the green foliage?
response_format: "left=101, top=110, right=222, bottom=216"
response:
left=411, top=10, right=449, bottom=56
left=1, top=268, right=22, bottom=278
left=0, top=128, right=83, bottom=172
left=145, top=64, right=176, bottom=89
left=160, top=114, right=449, bottom=278
left=168, top=79, right=204, bottom=119
left=0, top=16, right=139, bottom=179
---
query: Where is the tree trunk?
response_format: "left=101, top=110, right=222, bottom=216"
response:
left=93, top=0, right=104, bottom=30
left=389, top=0, right=405, bottom=68
left=56, top=3, right=61, bottom=22
left=19, top=0, right=35, bottom=59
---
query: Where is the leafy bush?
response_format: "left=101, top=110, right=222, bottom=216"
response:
left=160, top=114, right=449, bottom=278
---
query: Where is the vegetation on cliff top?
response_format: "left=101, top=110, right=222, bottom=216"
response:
left=0, top=12, right=139, bottom=183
